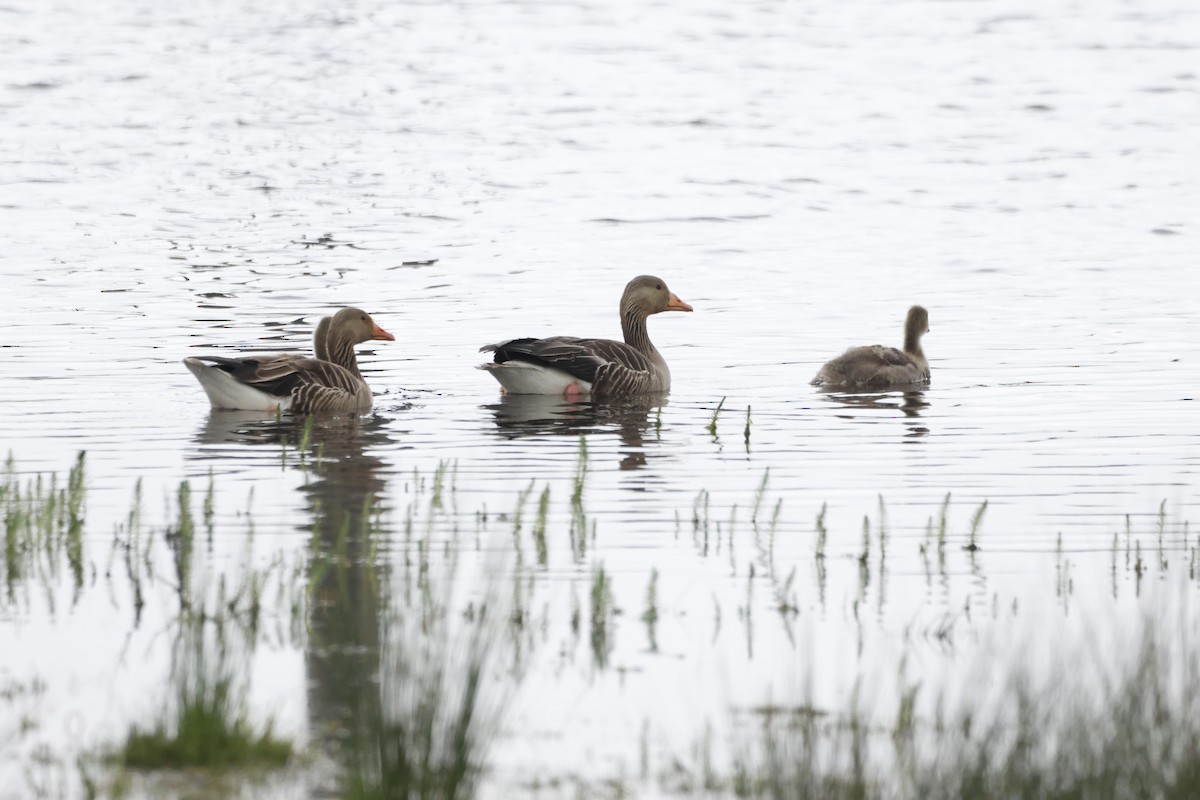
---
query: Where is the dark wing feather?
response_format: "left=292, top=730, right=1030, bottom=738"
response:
left=194, top=355, right=365, bottom=412
left=192, top=355, right=305, bottom=397
left=483, top=337, right=652, bottom=387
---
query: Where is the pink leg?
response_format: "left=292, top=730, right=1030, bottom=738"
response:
left=563, top=383, right=584, bottom=401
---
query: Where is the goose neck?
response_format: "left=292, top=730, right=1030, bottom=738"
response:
left=621, top=308, right=654, bottom=355
left=903, top=329, right=924, bottom=359
left=327, top=331, right=362, bottom=379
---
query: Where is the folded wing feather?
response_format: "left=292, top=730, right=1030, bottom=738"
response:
left=482, top=336, right=654, bottom=395
left=191, top=355, right=367, bottom=413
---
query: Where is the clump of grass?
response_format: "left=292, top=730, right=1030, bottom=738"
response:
left=693, top=489, right=712, bottom=557
left=298, top=415, right=315, bottom=462
left=165, top=480, right=196, bottom=612
left=707, top=397, right=726, bottom=438
left=122, top=618, right=291, bottom=770
left=510, top=481, right=535, bottom=567
left=937, top=493, right=950, bottom=550
left=726, top=698, right=870, bottom=800
left=347, top=628, right=497, bottom=799
left=706, top=612, right=1200, bottom=800
left=2, top=451, right=88, bottom=601
left=345, top=554, right=522, bottom=800
left=121, top=479, right=298, bottom=773
left=203, top=469, right=216, bottom=544
left=570, top=436, right=590, bottom=562
left=590, top=562, right=616, bottom=670
left=906, top=623, right=1200, bottom=800
left=814, top=504, right=828, bottom=607
left=642, top=568, right=659, bottom=653
left=772, top=568, right=798, bottom=621
left=343, top=470, right=520, bottom=800
left=857, top=515, right=871, bottom=601
left=1157, top=498, right=1168, bottom=570
left=965, top=500, right=988, bottom=553
left=532, top=486, right=550, bottom=567
left=923, top=493, right=952, bottom=573
left=813, top=504, right=828, bottom=561
left=751, top=469, right=769, bottom=524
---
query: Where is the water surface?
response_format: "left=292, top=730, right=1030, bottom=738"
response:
left=1, top=0, right=1198, bottom=796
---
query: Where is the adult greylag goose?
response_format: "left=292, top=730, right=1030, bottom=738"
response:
left=183, top=307, right=394, bottom=414
left=479, top=275, right=693, bottom=398
left=810, top=305, right=930, bottom=389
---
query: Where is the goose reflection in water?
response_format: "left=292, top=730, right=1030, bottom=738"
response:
left=188, top=411, right=395, bottom=760
left=816, top=388, right=931, bottom=438
left=484, top=394, right=666, bottom=470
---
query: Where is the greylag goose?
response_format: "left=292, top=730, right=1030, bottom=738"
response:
left=811, top=305, right=930, bottom=389
left=183, top=307, right=394, bottom=414
left=479, top=275, right=693, bottom=398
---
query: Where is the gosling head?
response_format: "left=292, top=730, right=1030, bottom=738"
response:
left=903, top=305, right=929, bottom=352
left=906, top=305, right=929, bottom=336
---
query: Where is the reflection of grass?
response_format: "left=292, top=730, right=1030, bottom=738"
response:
left=345, top=465, right=523, bottom=800
left=12, top=450, right=1200, bottom=799
left=346, top=614, right=500, bottom=800
left=3, top=453, right=301, bottom=779
left=903, top=624, right=1200, bottom=800
left=345, top=582, right=516, bottom=800
left=122, top=619, right=291, bottom=770
left=691, top=617, right=1200, bottom=800
left=121, top=476, right=295, bottom=772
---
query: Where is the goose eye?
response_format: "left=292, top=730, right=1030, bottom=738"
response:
left=656, top=284, right=662, bottom=290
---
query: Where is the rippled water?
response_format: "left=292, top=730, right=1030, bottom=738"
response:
left=2, top=0, right=1198, bottom=796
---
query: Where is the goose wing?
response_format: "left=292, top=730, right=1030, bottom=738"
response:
left=482, top=337, right=652, bottom=387
left=811, top=345, right=927, bottom=388
left=286, top=358, right=371, bottom=414
left=192, top=355, right=366, bottom=413
left=871, top=346, right=918, bottom=368
left=870, top=346, right=929, bottom=381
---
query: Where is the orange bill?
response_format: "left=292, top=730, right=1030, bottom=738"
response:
left=372, top=323, right=396, bottom=341
left=667, top=293, right=693, bottom=312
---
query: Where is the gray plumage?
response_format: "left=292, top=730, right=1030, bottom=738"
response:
left=183, top=307, right=394, bottom=414
left=480, top=275, right=693, bottom=398
left=811, top=305, right=930, bottom=389
left=311, top=315, right=332, bottom=362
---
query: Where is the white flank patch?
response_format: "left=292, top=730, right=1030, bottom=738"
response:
left=183, top=358, right=292, bottom=412
left=478, top=361, right=593, bottom=396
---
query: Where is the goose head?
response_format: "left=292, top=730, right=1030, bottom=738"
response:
left=621, top=275, right=693, bottom=318
left=331, top=307, right=395, bottom=344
